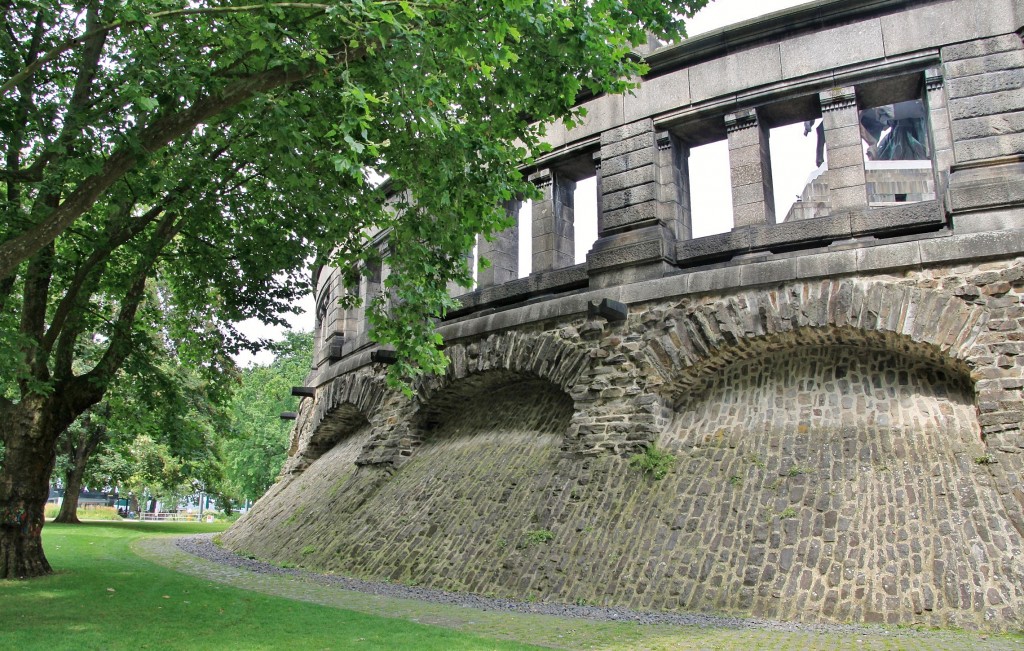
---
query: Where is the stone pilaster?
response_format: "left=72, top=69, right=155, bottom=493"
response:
left=446, top=245, right=475, bottom=297
left=477, top=200, right=520, bottom=289
left=363, top=255, right=384, bottom=331
left=819, top=86, right=868, bottom=213
left=587, top=119, right=680, bottom=287
left=725, top=108, right=775, bottom=228
left=314, top=269, right=353, bottom=366
left=924, top=67, right=955, bottom=175
left=941, top=35, right=1024, bottom=216
left=670, top=134, right=693, bottom=241
left=529, top=167, right=576, bottom=273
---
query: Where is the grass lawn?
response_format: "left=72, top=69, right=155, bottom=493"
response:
left=0, top=521, right=543, bottom=651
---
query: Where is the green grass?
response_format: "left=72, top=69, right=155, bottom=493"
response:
left=4, top=522, right=1020, bottom=651
left=0, top=522, right=541, bottom=651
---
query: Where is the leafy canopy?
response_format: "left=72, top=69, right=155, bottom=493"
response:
left=222, top=331, right=313, bottom=502
left=0, top=0, right=706, bottom=394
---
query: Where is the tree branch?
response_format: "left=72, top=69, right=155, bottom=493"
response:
left=76, top=208, right=183, bottom=393
left=0, top=3, right=335, bottom=97
left=0, top=56, right=345, bottom=280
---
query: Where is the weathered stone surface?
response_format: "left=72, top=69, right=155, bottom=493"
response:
left=947, top=69, right=1024, bottom=100
left=949, top=89, right=1024, bottom=121
left=876, top=0, right=978, bottom=56
left=233, top=0, right=1024, bottom=633
left=689, top=43, right=783, bottom=104
left=781, top=20, right=884, bottom=79
left=229, top=271, right=1024, bottom=631
left=622, top=68, right=690, bottom=123
left=941, top=33, right=1024, bottom=62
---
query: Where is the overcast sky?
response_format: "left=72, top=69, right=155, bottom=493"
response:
left=233, top=0, right=814, bottom=366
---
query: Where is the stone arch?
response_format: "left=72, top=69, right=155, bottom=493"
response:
left=414, top=370, right=574, bottom=434
left=424, top=330, right=592, bottom=398
left=404, top=331, right=589, bottom=454
left=288, top=371, right=389, bottom=473
left=640, top=279, right=989, bottom=418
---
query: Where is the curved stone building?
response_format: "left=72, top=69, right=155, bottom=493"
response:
left=223, top=0, right=1024, bottom=629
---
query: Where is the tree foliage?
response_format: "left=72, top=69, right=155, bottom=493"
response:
left=0, top=0, right=705, bottom=578
left=222, top=330, right=312, bottom=503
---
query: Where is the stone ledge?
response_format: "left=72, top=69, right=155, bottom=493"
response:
left=314, top=226, right=1024, bottom=386
left=676, top=201, right=944, bottom=265
left=449, top=264, right=589, bottom=316
left=947, top=158, right=1024, bottom=212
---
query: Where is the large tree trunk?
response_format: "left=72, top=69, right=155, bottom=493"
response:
left=0, top=382, right=102, bottom=578
left=0, top=398, right=60, bottom=578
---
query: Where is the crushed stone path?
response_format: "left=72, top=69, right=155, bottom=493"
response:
left=133, top=534, right=1023, bottom=651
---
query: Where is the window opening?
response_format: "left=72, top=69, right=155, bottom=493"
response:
left=688, top=139, right=733, bottom=238
left=860, top=99, right=933, bottom=206
left=573, top=175, right=598, bottom=265
left=517, top=199, right=532, bottom=278
left=770, top=121, right=826, bottom=222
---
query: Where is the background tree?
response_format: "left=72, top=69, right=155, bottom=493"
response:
left=222, top=331, right=313, bottom=505
left=0, top=0, right=705, bottom=578
left=53, top=321, right=233, bottom=523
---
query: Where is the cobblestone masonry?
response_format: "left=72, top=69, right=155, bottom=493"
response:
left=224, top=261, right=1024, bottom=631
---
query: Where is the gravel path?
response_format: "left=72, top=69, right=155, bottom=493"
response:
left=136, top=533, right=1022, bottom=650
left=174, top=534, right=846, bottom=632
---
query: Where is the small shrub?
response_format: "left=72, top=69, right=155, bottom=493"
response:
left=523, top=529, right=555, bottom=545
left=45, top=505, right=123, bottom=521
left=728, top=475, right=743, bottom=487
left=787, top=464, right=814, bottom=477
left=975, top=454, right=997, bottom=465
left=629, top=445, right=676, bottom=480
left=301, top=545, right=317, bottom=556
left=778, top=507, right=798, bottom=519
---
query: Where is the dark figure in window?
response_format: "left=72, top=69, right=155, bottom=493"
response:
left=872, top=101, right=929, bottom=160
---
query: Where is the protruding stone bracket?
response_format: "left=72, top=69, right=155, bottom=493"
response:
left=588, top=298, right=628, bottom=322
left=370, top=348, right=398, bottom=365
left=325, top=333, right=345, bottom=363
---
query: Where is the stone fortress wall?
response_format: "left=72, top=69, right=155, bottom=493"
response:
left=223, top=0, right=1024, bottom=629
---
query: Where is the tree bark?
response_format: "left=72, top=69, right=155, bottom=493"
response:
left=53, top=469, right=82, bottom=524
left=0, top=398, right=58, bottom=579
left=0, top=384, right=104, bottom=578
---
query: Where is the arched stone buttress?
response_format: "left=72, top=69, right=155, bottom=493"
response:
left=393, top=330, right=596, bottom=460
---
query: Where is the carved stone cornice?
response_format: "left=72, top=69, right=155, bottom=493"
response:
left=724, top=108, right=759, bottom=133
left=819, top=86, right=857, bottom=113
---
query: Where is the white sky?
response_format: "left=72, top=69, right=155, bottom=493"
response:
left=234, top=0, right=813, bottom=367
